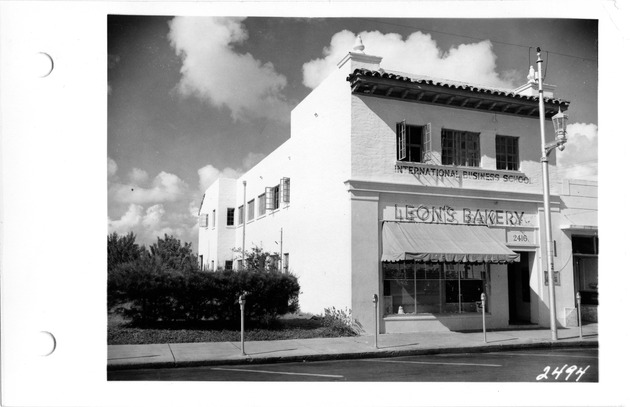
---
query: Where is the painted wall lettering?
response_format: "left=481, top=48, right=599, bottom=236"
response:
left=394, top=164, right=531, bottom=184
left=394, top=204, right=528, bottom=226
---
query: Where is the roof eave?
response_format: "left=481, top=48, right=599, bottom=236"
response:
left=347, top=69, right=570, bottom=119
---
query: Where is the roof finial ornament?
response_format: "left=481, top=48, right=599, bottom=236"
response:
left=527, top=65, right=536, bottom=83
left=353, top=35, right=365, bottom=54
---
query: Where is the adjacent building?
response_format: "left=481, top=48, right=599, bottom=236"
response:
left=198, top=40, right=597, bottom=333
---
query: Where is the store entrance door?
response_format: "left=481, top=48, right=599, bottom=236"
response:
left=508, top=251, right=532, bottom=325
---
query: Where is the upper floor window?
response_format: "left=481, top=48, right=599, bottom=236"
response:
left=247, top=199, right=255, bottom=221
left=227, top=207, right=235, bottom=226
left=266, top=185, right=280, bottom=211
left=212, top=209, right=216, bottom=228
left=238, top=205, right=244, bottom=225
left=396, top=121, right=432, bottom=163
left=258, top=193, right=266, bottom=216
left=496, top=135, right=519, bottom=171
left=199, top=213, right=208, bottom=227
left=281, top=178, right=290, bottom=203
left=441, top=129, right=480, bottom=167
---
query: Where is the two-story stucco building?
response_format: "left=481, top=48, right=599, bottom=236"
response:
left=198, top=40, right=598, bottom=333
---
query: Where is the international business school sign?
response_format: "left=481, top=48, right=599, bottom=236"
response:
left=394, top=164, right=532, bottom=184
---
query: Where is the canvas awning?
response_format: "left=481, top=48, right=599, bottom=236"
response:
left=382, top=221, right=520, bottom=263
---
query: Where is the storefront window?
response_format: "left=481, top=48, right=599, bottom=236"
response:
left=572, top=235, right=598, bottom=305
left=383, top=261, right=488, bottom=315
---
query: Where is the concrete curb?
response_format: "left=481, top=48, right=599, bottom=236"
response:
left=107, top=339, right=598, bottom=371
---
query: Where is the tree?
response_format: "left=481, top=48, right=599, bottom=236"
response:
left=148, top=234, right=199, bottom=273
left=233, top=246, right=280, bottom=273
left=107, top=232, right=145, bottom=272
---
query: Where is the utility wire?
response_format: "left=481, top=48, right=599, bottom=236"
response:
left=362, top=18, right=598, bottom=63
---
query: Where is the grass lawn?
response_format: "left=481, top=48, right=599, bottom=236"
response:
left=108, top=312, right=358, bottom=345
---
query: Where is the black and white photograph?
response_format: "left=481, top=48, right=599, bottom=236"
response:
left=106, top=15, right=599, bottom=382
left=1, top=1, right=628, bottom=406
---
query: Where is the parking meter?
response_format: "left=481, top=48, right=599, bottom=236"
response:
left=372, top=294, right=378, bottom=348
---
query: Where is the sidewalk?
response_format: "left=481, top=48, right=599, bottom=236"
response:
left=107, top=323, right=598, bottom=370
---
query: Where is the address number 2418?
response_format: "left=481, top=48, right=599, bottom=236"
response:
left=511, top=232, right=530, bottom=243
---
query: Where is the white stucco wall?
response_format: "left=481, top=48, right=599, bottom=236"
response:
left=232, top=141, right=293, bottom=264
left=198, top=178, right=237, bottom=270
left=350, top=94, right=560, bottom=195
left=286, top=55, right=362, bottom=314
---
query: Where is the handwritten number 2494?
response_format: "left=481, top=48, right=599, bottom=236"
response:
left=536, top=365, right=589, bottom=381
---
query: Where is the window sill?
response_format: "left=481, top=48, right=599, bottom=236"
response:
left=384, top=313, right=491, bottom=320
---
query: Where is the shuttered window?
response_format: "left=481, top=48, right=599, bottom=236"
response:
left=281, top=178, right=290, bottom=203
left=397, top=121, right=432, bottom=163
left=266, top=185, right=280, bottom=210
left=199, top=214, right=208, bottom=227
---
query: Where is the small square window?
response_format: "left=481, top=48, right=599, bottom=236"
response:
left=281, top=178, right=290, bottom=203
left=441, top=129, right=480, bottom=167
left=258, top=193, right=266, bottom=216
left=266, top=185, right=280, bottom=210
left=227, top=208, right=235, bottom=226
left=247, top=199, right=255, bottom=221
left=199, top=214, right=208, bottom=227
left=237, top=205, right=244, bottom=225
left=496, top=135, right=519, bottom=171
left=397, top=122, right=431, bottom=163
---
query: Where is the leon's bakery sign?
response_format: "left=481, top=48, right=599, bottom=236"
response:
left=389, top=203, right=535, bottom=227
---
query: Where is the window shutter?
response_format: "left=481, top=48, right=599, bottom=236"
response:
left=265, top=187, right=273, bottom=210
left=281, top=178, right=290, bottom=203
left=397, top=121, right=406, bottom=161
left=423, top=123, right=432, bottom=162
left=199, top=214, right=208, bottom=227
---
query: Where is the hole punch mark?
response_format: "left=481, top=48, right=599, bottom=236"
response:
left=39, top=331, right=56, bottom=356
left=36, top=52, right=54, bottom=78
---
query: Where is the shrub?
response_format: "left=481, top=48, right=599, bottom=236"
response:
left=320, top=307, right=362, bottom=335
left=109, top=266, right=300, bottom=324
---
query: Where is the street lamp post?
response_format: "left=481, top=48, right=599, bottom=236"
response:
left=536, top=47, right=569, bottom=341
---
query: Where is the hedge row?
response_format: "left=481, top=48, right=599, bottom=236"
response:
left=108, top=262, right=300, bottom=324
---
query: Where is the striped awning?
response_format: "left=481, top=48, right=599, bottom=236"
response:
left=382, top=221, right=520, bottom=263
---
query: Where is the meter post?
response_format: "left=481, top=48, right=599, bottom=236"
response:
left=576, top=292, right=583, bottom=339
left=239, top=293, right=247, bottom=356
left=481, top=293, right=487, bottom=343
left=372, top=294, right=379, bottom=349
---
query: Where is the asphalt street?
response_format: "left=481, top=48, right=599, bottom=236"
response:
left=108, top=347, right=598, bottom=382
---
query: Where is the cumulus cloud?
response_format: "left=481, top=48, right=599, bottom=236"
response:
left=108, top=157, right=118, bottom=178
left=109, top=203, right=194, bottom=245
left=198, top=164, right=241, bottom=192
left=303, top=30, right=516, bottom=90
left=168, top=17, right=291, bottom=122
left=111, top=171, right=188, bottom=204
left=142, top=204, right=166, bottom=229
left=556, top=123, right=598, bottom=181
left=108, top=203, right=144, bottom=232
left=128, top=168, right=149, bottom=185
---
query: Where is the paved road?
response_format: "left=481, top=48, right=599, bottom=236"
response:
left=108, top=348, right=598, bottom=382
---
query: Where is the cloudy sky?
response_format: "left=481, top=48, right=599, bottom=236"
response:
left=107, top=16, right=598, bottom=251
